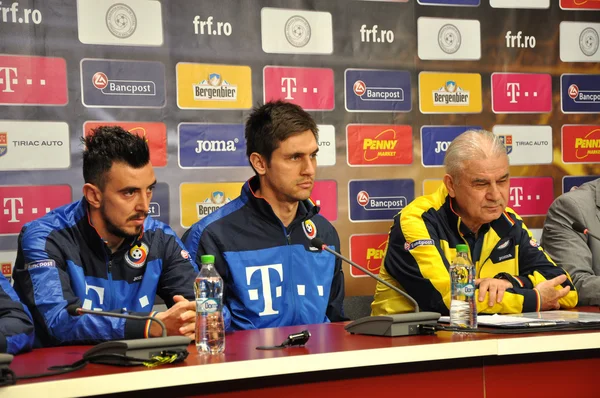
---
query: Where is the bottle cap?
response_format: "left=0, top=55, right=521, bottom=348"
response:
left=455, top=244, right=469, bottom=253
left=200, top=254, right=215, bottom=264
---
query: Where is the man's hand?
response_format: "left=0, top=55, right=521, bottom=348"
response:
left=475, top=278, right=513, bottom=307
left=535, top=274, right=571, bottom=311
left=150, top=295, right=196, bottom=339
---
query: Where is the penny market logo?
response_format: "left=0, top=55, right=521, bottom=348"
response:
left=433, top=80, right=470, bottom=106
left=574, top=127, right=600, bottom=159
left=363, top=128, right=398, bottom=161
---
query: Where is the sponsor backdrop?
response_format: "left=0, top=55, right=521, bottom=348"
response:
left=0, top=0, right=598, bottom=297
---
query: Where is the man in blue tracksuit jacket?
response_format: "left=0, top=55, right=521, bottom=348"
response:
left=0, top=274, right=34, bottom=354
left=13, top=126, right=199, bottom=347
left=184, top=101, right=345, bottom=330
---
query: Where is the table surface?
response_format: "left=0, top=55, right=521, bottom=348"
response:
left=4, top=308, right=600, bottom=397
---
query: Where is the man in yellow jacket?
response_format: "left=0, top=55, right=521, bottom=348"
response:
left=372, top=129, right=577, bottom=315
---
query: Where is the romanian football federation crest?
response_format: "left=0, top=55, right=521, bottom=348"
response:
left=105, top=3, right=137, bottom=39
left=303, top=220, right=317, bottom=240
left=125, top=242, right=149, bottom=269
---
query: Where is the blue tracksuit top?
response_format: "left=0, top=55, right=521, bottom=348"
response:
left=183, top=176, right=345, bottom=331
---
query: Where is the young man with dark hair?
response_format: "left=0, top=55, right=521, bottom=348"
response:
left=13, top=126, right=198, bottom=347
left=184, top=101, right=345, bottom=330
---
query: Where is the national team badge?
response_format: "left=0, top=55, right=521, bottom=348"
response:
left=303, top=220, right=317, bottom=240
left=105, top=3, right=137, bottom=39
left=126, top=242, right=149, bottom=269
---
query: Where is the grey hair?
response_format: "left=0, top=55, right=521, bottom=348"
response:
left=444, top=129, right=508, bottom=178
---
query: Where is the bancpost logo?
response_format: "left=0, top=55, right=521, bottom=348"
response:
left=176, top=63, right=252, bottom=110
left=562, top=125, right=600, bottom=163
left=77, top=0, right=163, bottom=46
left=563, top=175, right=600, bottom=193
left=346, top=124, right=412, bottom=166
left=490, top=0, right=549, bottom=8
left=316, top=125, right=336, bottom=167
left=418, top=0, right=480, bottom=5
left=84, top=121, right=166, bottom=167
left=0, top=121, right=70, bottom=171
left=492, top=125, right=552, bottom=165
left=561, top=74, right=600, bottom=113
left=0, top=185, right=72, bottom=235
left=560, top=22, right=600, bottom=62
left=0, top=55, right=67, bottom=106
left=148, top=182, right=169, bottom=225
left=344, top=69, right=411, bottom=112
left=349, top=179, right=414, bottom=222
left=491, top=73, right=552, bottom=114
left=560, top=0, right=600, bottom=10
left=419, top=72, right=482, bottom=114
left=81, top=59, right=166, bottom=108
left=420, top=125, right=480, bottom=167
left=264, top=66, right=334, bottom=111
left=310, top=180, right=338, bottom=222
left=178, top=123, right=247, bottom=168
left=261, top=8, right=333, bottom=54
left=349, top=234, right=389, bottom=278
left=417, top=17, right=481, bottom=60
left=180, top=182, right=242, bottom=228
left=508, top=177, right=554, bottom=217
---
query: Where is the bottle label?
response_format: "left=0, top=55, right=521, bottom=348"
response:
left=196, top=298, right=220, bottom=314
left=461, top=283, right=475, bottom=297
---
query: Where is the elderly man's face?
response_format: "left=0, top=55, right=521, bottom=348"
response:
left=445, top=155, right=510, bottom=232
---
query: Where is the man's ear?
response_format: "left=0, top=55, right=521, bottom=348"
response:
left=83, top=183, right=102, bottom=209
left=443, top=174, right=457, bottom=198
left=249, top=153, right=267, bottom=176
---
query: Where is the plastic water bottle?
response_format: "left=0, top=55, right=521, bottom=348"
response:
left=450, top=244, right=477, bottom=328
left=195, top=254, right=225, bottom=354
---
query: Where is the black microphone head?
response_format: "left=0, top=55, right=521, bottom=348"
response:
left=310, top=237, right=325, bottom=249
left=66, top=304, right=81, bottom=316
left=572, top=221, right=587, bottom=234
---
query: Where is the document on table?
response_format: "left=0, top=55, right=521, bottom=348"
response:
left=439, top=311, right=600, bottom=327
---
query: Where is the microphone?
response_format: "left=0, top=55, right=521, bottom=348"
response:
left=67, top=305, right=191, bottom=364
left=572, top=221, right=600, bottom=242
left=310, top=238, right=440, bottom=337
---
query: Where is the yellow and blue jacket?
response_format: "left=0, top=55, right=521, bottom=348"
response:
left=372, top=184, right=578, bottom=315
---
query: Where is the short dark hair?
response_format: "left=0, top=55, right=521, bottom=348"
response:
left=82, top=125, right=150, bottom=190
left=245, top=101, right=318, bottom=165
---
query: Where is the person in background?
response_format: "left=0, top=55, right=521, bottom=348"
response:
left=0, top=273, right=34, bottom=354
left=542, top=178, right=600, bottom=306
left=184, top=100, right=345, bottom=330
left=13, top=126, right=198, bottom=346
left=371, top=129, right=577, bottom=315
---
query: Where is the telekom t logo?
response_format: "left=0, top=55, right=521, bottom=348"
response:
left=3, top=197, right=50, bottom=223
left=509, top=186, right=541, bottom=207
left=83, top=283, right=105, bottom=311
left=281, top=77, right=318, bottom=100
left=0, top=67, right=18, bottom=92
left=506, top=82, right=537, bottom=104
left=246, top=264, right=284, bottom=316
left=3, top=198, right=23, bottom=223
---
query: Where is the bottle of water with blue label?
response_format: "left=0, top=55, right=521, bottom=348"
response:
left=450, top=244, right=477, bottom=328
left=195, top=254, right=225, bottom=354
